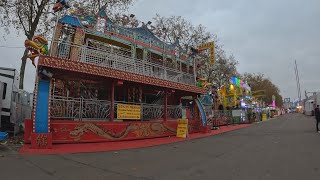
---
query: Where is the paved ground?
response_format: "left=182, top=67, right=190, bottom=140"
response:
left=1, top=113, right=320, bottom=180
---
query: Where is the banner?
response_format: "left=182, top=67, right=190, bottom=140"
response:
left=117, top=104, right=141, bottom=120
left=176, top=119, right=188, bottom=138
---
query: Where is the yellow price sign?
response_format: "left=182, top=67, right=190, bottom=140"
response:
left=176, top=119, right=188, bottom=138
left=117, top=104, right=141, bottom=120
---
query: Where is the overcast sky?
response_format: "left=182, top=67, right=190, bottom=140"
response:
left=0, top=0, right=319, bottom=101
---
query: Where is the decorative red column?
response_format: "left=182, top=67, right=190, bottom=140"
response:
left=110, top=81, right=115, bottom=121
left=164, top=89, right=168, bottom=121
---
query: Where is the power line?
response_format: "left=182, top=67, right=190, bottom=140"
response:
left=0, top=45, right=25, bottom=49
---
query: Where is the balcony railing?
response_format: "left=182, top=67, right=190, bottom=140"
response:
left=103, top=23, right=175, bottom=53
left=50, top=41, right=196, bottom=86
left=50, top=96, right=189, bottom=121
left=50, top=96, right=111, bottom=120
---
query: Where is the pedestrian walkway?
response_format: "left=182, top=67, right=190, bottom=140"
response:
left=19, top=124, right=251, bottom=155
left=1, top=114, right=320, bottom=180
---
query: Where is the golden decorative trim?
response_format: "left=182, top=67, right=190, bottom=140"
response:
left=38, top=56, right=206, bottom=94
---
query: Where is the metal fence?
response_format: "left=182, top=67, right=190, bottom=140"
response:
left=50, top=40, right=195, bottom=86
left=211, top=110, right=257, bottom=127
left=50, top=96, right=111, bottom=120
left=51, top=96, right=186, bottom=121
left=13, top=103, right=32, bottom=125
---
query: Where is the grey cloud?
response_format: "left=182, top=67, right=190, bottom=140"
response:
left=130, top=0, right=320, bottom=100
left=1, top=0, right=319, bottom=100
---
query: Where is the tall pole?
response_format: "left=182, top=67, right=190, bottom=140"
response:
left=294, top=60, right=302, bottom=103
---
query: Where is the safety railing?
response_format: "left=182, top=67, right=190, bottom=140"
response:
left=104, top=23, right=175, bottom=53
left=50, top=96, right=111, bottom=120
left=50, top=40, right=195, bottom=86
left=142, top=104, right=164, bottom=120
left=211, top=110, right=257, bottom=127
left=168, top=105, right=182, bottom=119
left=114, top=102, right=179, bottom=121
left=51, top=96, right=187, bottom=121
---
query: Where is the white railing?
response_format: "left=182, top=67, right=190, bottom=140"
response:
left=103, top=24, right=174, bottom=52
left=50, top=41, right=196, bottom=86
left=142, top=104, right=164, bottom=120
left=50, top=96, right=111, bottom=120
left=168, top=105, right=182, bottom=119
left=51, top=96, right=187, bottom=121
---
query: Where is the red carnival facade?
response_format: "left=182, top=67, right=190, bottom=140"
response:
left=24, top=6, right=212, bottom=149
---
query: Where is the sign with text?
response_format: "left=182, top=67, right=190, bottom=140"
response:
left=176, top=119, right=188, bottom=138
left=117, top=104, right=141, bottom=120
left=198, top=42, right=215, bottom=65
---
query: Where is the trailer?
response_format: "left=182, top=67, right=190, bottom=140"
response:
left=304, top=99, right=314, bottom=116
left=0, top=67, right=32, bottom=133
left=0, top=67, right=19, bottom=130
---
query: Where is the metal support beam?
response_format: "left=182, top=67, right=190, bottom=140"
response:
left=164, top=89, right=168, bottom=121
left=110, top=81, right=115, bottom=121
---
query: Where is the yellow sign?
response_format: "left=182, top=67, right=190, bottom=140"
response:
left=198, top=42, right=214, bottom=50
left=176, top=119, right=188, bottom=138
left=117, top=104, right=141, bottom=120
left=198, top=41, right=215, bottom=64
left=262, top=113, right=267, bottom=121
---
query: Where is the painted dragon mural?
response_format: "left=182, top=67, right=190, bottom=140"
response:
left=24, top=36, right=48, bottom=67
left=69, top=123, right=177, bottom=141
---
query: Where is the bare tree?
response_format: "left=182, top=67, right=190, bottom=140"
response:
left=206, top=53, right=239, bottom=88
left=152, top=14, right=239, bottom=87
left=0, top=0, right=135, bottom=89
left=152, top=14, right=215, bottom=50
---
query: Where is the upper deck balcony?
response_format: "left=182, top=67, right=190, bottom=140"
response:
left=48, top=40, right=196, bottom=86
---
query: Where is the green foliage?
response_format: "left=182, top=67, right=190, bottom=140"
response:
left=242, top=73, right=283, bottom=106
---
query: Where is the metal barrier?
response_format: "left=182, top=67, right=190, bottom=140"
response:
left=211, top=110, right=257, bottom=127
left=51, top=97, right=186, bottom=121
left=50, top=96, right=111, bottom=120
left=50, top=40, right=195, bottom=86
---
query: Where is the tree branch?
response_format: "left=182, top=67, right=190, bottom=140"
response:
left=17, top=10, right=29, bottom=37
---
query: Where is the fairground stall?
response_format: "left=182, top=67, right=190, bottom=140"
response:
left=23, top=6, right=213, bottom=148
left=213, top=77, right=253, bottom=126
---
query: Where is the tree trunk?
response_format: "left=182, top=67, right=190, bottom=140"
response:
left=19, top=48, right=29, bottom=89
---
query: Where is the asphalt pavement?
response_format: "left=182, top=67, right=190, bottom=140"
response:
left=1, top=113, right=320, bottom=180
